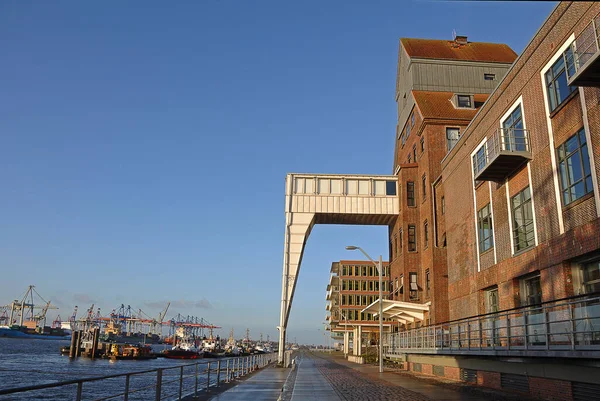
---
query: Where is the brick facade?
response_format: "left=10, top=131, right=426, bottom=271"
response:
left=440, top=1, right=600, bottom=319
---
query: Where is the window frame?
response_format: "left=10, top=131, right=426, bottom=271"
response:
left=407, top=182, right=415, bottom=207
left=408, top=225, right=417, bottom=252
left=423, top=220, right=429, bottom=249
left=557, top=128, right=593, bottom=206
left=477, top=203, right=494, bottom=253
left=446, top=127, right=460, bottom=152
left=421, top=174, right=427, bottom=200
left=520, top=273, right=542, bottom=306
left=544, top=46, right=576, bottom=113
left=457, top=94, right=473, bottom=108
left=420, top=136, right=425, bottom=153
left=409, top=272, right=418, bottom=300
left=511, top=187, right=535, bottom=253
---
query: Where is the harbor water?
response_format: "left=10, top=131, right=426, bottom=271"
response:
left=0, top=338, right=244, bottom=400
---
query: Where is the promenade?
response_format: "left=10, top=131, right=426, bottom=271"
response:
left=205, top=352, right=530, bottom=401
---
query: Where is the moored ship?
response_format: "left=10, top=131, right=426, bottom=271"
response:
left=0, top=286, right=70, bottom=340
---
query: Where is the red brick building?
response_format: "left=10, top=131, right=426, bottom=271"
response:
left=385, top=2, right=600, bottom=399
left=389, top=38, right=517, bottom=325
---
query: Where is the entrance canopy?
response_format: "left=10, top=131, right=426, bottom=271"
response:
left=361, top=299, right=430, bottom=325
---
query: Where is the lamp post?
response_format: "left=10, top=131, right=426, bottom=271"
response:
left=346, top=245, right=384, bottom=374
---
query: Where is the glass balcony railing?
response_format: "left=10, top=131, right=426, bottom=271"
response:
left=473, top=128, right=532, bottom=182
left=383, top=293, right=600, bottom=358
left=568, top=13, right=600, bottom=87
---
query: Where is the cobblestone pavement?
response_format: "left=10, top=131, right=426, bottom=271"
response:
left=311, top=355, right=432, bottom=401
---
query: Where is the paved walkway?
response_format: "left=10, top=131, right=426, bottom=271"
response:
left=207, top=366, right=289, bottom=401
left=207, top=352, right=524, bottom=401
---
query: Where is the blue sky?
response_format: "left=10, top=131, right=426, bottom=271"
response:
left=1, top=1, right=556, bottom=344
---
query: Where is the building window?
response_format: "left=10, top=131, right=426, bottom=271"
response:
left=580, top=260, right=600, bottom=294
left=520, top=273, right=542, bottom=306
left=409, top=272, right=418, bottom=300
left=473, top=144, right=487, bottom=176
left=393, top=234, right=398, bottom=257
left=425, top=269, right=430, bottom=297
left=408, top=225, right=417, bottom=252
left=557, top=128, right=592, bottom=206
left=407, top=182, right=415, bottom=206
left=477, top=204, right=494, bottom=252
left=484, top=287, right=499, bottom=313
left=408, top=154, right=412, bottom=163
left=399, top=275, right=404, bottom=294
left=411, top=112, right=415, bottom=127
left=399, top=229, right=403, bottom=253
left=545, top=46, right=576, bottom=112
left=484, top=73, right=496, bottom=81
left=420, top=136, right=425, bottom=153
left=423, top=220, right=429, bottom=248
left=421, top=174, right=427, bottom=200
left=511, top=187, right=535, bottom=252
left=502, top=104, right=527, bottom=152
left=401, top=124, right=406, bottom=147
left=457, top=95, right=472, bottom=108
left=412, top=145, right=417, bottom=163
left=441, top=196, right=445, bottom=215
left=446, top=127, right=460, bottom=152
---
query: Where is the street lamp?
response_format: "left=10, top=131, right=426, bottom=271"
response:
left=346, top=245, right=384, bottom=374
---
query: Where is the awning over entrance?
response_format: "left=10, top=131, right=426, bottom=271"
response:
left=361, top=299, right=429, bottom=325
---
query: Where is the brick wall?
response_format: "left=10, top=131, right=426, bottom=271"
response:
left=441, top=2, right=600, bottom=319
left=528, top=377, right=573, bottom=401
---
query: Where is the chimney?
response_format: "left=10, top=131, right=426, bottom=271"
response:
left=454, top=35, right=468, bottom=45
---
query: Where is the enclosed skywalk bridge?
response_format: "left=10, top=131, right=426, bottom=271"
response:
left=278, top=173, right=399, bottom=363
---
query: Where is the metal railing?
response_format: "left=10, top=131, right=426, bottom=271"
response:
left=384, top=294, right=600, bottom=358
left=473, top=128, right=531, bottom=178
left=0, top=353, right=275, bottom=401
left=568, top=13, right=600, bottom=80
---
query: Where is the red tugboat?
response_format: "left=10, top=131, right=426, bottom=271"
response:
left=161, top=327, right=204, bottom=359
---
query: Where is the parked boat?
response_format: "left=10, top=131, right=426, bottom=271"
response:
left=224, top=329, right=240, bottom=356
left=108, top=343, right=157, bottom=360
left=162, top=327, right=203, bottom=359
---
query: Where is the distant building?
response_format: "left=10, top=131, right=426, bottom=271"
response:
left=326, top=260, right=394, bottom=354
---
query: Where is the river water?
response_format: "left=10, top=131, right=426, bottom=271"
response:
left=0, top=338, right=245, bottom=400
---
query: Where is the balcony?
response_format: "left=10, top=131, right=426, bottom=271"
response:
left=568, top=13, right=600, bottom=87
left=473, top=128, right=532, bottom=182
left=383, top=293, right=600, bottom=358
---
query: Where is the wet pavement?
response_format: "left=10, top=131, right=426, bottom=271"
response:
left=205, top=352, right=522, bottom=401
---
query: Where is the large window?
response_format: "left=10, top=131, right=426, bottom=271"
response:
left=407, top=182, right=415, bottom=206
left=502, top=105, right=526, bottom=151
left=485, top=287, right=499, bottom=313
left=477, top=204, right=494, bottom=252
left=545, top=46, right=576, bottom=112
left=408, top=225, right=417, bottom=252
left=447, top=128, right=460, bottom=152
left=511, top=187, right=535, bottom=252
left=520, top=273, right=542, bottom=306
left=409, top=273, right=418, bottom=300
left=581, top=261, right=600, bottom=294
left=557, top=128, right=593, bottom=205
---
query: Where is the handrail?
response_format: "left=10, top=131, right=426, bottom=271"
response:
left=0, top=353, right=276, bottom=400
left=384, top=293, right=600, bottom=356
left=568, top=12, right=600, bottom=78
